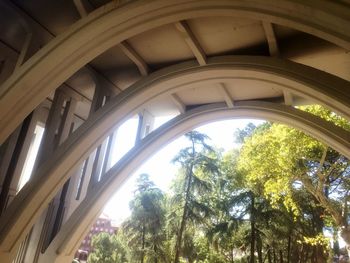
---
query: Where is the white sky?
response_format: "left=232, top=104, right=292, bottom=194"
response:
left=103, top=116, right=264, bottom=224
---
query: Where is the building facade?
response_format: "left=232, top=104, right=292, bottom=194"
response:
left=75, top=215, right=118, bottom=262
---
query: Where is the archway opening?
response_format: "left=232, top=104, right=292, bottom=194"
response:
left=71, top=105, right=350, bottom=263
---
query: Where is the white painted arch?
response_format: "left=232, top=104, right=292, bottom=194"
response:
left=1, top=56, right=350, bottom=262
left=41, top=101, right=350, bottom=263
left=0, top=0, right=350, bottom=144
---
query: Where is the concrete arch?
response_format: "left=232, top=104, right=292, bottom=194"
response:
left=0, top=0, right=350, bottom=143
left=40, top=101, right=350, bottom=263
left=1, top=56, right=350, bottom=261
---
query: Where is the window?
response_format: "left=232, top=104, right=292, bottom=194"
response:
left=75, top=159, right=89, bottom=200
left=17, top=124, right=45, bottom=191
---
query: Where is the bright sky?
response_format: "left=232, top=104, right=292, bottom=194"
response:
left=103, top=116, right=264, bottom=224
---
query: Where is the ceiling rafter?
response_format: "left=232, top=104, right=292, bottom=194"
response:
left=262, top=21, right=280, bottom=57
left=14, top=33, right=32, bottom=72
left=119, top=41, right=150, bottom=76
left=3, top=0, right=121, bottom=96
left=73, top=0, right=149, bottom=78
left=72, top=0, right=122, bottom=95
left=262, top=21, right=294, bottom=106
left=171, top=93, right=186, bottom=114
left=174, top=21, right=207, bottom=66
left=283, top=90, right=294, bottom=106
left=85, top=65, right=122, bottom=95
left=218, top=83, right=234, bottom=108
left=73, top=0, right=91, bottom=17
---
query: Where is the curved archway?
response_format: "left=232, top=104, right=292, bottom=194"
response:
left=1, top=56, right=350, bottom=261
left=40, top=101, right=350, bottom=263
left=0, top=0, right=349, bottom=143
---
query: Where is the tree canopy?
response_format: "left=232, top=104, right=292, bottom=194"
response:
left=86, top=107, right=350, bottom=262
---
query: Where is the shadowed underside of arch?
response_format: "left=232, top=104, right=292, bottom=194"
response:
left=0, top=0, right=349, bottom=144
left=40, top=101, right=350, bottom=263
left=0, top=56, right=350, bottom=262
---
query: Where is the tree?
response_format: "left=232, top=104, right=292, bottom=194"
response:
left=88, top=232, right=127, bottom=263
left=171, top=131, right=218, bottom=263
left=215, top=151, right=286, bottom=263
left=122, top=174, right=166, bottom=263
left=238, top=105, right=350, bottom=259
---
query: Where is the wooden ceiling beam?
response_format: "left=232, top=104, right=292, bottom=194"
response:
left=73, top=1, right=150, bottom=77
left=171, top=93, right=186, bottom=114
left=283, top=90, right=294, bottom=106
left=73, top=0, right=93, bottom=17
left=175, top=21, right=207, bottom=66
left=119, top=41, right=150, bottom=76
left=218, top=83, right=234, bottom=108
left=85, top=65, right=122, bottom=95
left=262, top=22, right=280, bottom=57
left=263, top=22, right=293, bottom=105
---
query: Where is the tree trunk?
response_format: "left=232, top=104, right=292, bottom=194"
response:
left=279, top=250, right=283, bottom=263
left=287, top=235, right=291, bottom=263
left=267, top=247, right=272, bottom=263
left=257, top=235, right=263, bottom=263
left=305, top=246, right=311, bottom=263
left=341, top=227, right=350, bottom=258
left=297, top=245, right=304, bottom=263
left=174, top=139, right=196, bottom=263
left=154, top=243, right=158, bottom=263
left=311, top=246, right=317, bottom=263
left=273, top=249, right=277, bottom=263
left=250, top=193, right=255, bottom=263
left=173, top=187, right=189, bottom=263
left=333, top=229, right=340, bottom=257
left=141, top=224, right=145, bottom=263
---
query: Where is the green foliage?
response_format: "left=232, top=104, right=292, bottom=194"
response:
left=237, top=105, right=350, bottom=261
left=238, top=123, right=311, bottom=214
left=299, top=105, right=350, bottom=132
left=90, top=109, right=350, bottom=262
left=122, top=173, right=167, bottom=262
left=238, top=106, right=350, bottom=221
left=88, top=232, right=127, bottom=263
left=170, top=131, right=218, bottom=263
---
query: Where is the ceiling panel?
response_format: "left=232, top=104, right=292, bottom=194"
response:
left=281, top=34, right=350, bottom=82
left=143, top=96, right=180, bottom=117
left=65, top=68, right=96, bottom=100
left=0, top=4, right=27, bottom=52
left=187, top=16, right=267, bottom=56
left=176, top=84, right=223, bottom=105
left=127, top=24, right=194, bottom=66
left=11, top=0, right=80, bottom=35
left=176, top=79, right=283, bottom=106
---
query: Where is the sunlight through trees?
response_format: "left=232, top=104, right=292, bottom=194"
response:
left=87, top=106, right=350, bottom=262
